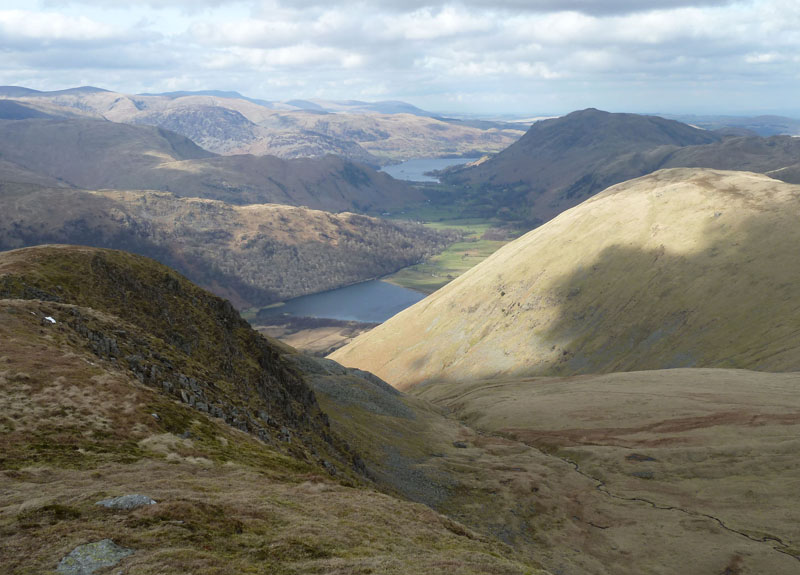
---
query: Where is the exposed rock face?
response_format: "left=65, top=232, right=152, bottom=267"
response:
left=0, top=245, right=362, bottom=473
left=57, top=539, right=133, bottom=575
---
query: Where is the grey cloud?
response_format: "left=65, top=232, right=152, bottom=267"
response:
left=267, top=0, right=738, bottom=15
left=4, top=0, right=800, bottom=117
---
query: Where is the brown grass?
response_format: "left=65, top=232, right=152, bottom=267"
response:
left=414, top=368, right=800, bottom=573
left=0, top=298, right=541, bottom=575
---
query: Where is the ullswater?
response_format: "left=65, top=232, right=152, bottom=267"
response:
left=381, top=157, right=480, bottom=182
left=258, top=279, right=425, bottom=323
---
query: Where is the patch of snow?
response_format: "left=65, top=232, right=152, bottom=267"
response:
left=44, top=316, right=56, bottom=324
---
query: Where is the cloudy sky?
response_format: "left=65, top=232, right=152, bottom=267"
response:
left=1, top=0, right=798, bottom=116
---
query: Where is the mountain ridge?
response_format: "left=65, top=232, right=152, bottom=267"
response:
left=440, top=108, right=800, bottom=226
left=0, top=87, right=523, bottom=163
left=0, top=116, right=422, bottom=213
left=0, top=182, right=456, bottom=307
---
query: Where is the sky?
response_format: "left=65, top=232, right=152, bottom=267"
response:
left=0, top=0, right=798, bottom=116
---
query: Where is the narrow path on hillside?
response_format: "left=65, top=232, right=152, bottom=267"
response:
left=547, top=447, right=799, bottom=563
left=424, top=381, right=800, bottom=564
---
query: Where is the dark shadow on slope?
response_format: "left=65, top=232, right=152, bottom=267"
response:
left=539, top=213, right=800, bottom=377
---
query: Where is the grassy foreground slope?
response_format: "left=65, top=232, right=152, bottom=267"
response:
left=0, top=245, right=541, bottom=574
left=331, top=168, right=800, bottom=388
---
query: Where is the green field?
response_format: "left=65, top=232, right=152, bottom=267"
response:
left=385, top=218, right=517, bottom=293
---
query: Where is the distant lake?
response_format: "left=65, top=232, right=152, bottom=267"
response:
left=381, top=157, right=480, bottom=182
left=258, top=280, right=425, bottom=323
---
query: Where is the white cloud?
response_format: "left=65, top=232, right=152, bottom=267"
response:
left=381, top=6, right=494, bottom=41
left=0, top=9, right=116, bottom=44
left=1, top=0, right=799, bottom=115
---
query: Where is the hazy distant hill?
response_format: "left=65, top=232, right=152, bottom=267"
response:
left=0, top=116, right=422, bottom=213
left=332, top=169, right=800, bottom=388
left=440, top=108, right=721, bottom=223
left=665, top=113, right=800, bottom=137
left=0, top=86, right=524, bottom=163
left=0, top=182, right=453, bottom=307
left=0, top=100, right=52, bottom=120
left=441, top=108, right=800, bottom=225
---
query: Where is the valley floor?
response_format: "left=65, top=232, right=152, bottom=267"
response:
left=311, top=364, right=800, bottom=575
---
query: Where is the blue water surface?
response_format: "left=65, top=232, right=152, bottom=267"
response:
left=259, top=280, right=424, bottom=323
left=381, top=157, right=479, bottom=182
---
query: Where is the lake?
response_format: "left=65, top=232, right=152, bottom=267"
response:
left=258, top=279, right=425, bottom=323
left=381, top=157, right=480, bottom=182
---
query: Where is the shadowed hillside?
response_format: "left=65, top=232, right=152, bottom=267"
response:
left=412, top=368, right=800, bottom=573
left=440, top=109, right=800, bottom=226
left=441, top=109, right=720, bottom=223
left=0, top=117, right=422, bottom=213
left=332, top=169, right=800, bottom=387
left=0, top=245, right=352, bottom=466
left=303, top=353, right=800, bottom=574
left=0, top=183, right=456, bottom=307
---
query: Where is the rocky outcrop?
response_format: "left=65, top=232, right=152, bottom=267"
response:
left=57, top=539, right=133, bottom=575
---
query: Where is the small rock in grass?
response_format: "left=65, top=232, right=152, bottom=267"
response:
left=56, top=539, right=133, bottom=575
left=96, top=494, right=157, bottom=510
left=452, top=441, right=468, bottom=449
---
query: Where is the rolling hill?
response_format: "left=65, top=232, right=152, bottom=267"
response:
left=0, top=182, right=455, bottom=308
left=0, top=116, right=422, bottom=213
left=441, top=109, right=800, bottom=225
left=331, top=168, right=800, bottom=388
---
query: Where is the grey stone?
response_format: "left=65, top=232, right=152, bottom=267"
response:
left=56, top=539, right=133, bottom=574
left=631, top=470, right=655, bottom=480
left=96, top=494, right=157, bottom=510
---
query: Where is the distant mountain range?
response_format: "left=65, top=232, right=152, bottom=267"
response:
left=664, top=113, right=800, bottom=137
left=441, top=108, right=800, bottom=225
left=0, top=111, right=459, bottom=305
left=0, top=114, right=420, bottom=213
left=0, top=86, right=524, bottom=164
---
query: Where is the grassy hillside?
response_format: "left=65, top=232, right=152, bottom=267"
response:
left=331, top=168, right=800, bottom=387
left=0, top=245, right=361, bottom=470
left=439, top=109, right=800, bottom=226
left=0, top=183, right=457, bottom=307
left=441, top=109, right=720, bottom=224
left=0, top=117, right=423, bottom=213
left=0, top=245, right=542, bottom=574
